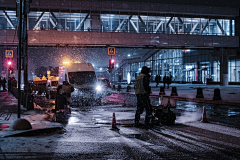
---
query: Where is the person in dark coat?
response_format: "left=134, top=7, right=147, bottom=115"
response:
left=134, top=66, right=152, bottom=128
left=2, top=77, right=6, bottom=91
left=166, top=76, right=170, bottom=89
left=163, top=75, right=167, bottom=89
left=155, top=75, right=160, bottom=87
left=56, top=81, right=74, bottom=110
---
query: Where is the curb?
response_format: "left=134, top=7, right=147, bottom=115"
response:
left=150, top=95, right=240, bottom=106
left=2, top=127, right=64, bottom=137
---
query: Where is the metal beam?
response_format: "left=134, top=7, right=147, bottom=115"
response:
left=138, top=15, right=147, bottom=30
left=33, top=12, right=45, bottom=30
left=115, top=15, right=132, bottom=32
left=190, top=23, right=199, bottom=34
left=177, top=17, right=187, bottom=32
left=166, top=17, right=173, bottom=27
left=49, top=17, right=56, bottom=27
left=101, top=20, right=108, bottom=31
left=113, top=49, right=159, bottom=73
left=115, top=19, right=127, bottom=32
left=130, top=20, right=138, bottom=33
left=154, top=21, right=164, bottom=33
left=199, top=19, right=210, bottom=35
left=169, top=24, right=176, bottom=34
left=75, top=14, right=89, bottom=30
left=3, top=11, right=15, bottom=29
left=216, top=19, right=225, bottom=35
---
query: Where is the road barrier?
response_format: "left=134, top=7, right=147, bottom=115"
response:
left=213, top=88, right=221, bottom=100
left=159, top=86, right=165, bottom=95
left=126, top=85, right=131, bottom=92
left=117, top=85, right=121, bottom=91
left=171, top=86, right=178, bottom=96
left=196, top=88, right=204, bottom=98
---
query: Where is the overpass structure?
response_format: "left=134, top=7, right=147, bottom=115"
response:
left=0, top=0, right=239, bottom=85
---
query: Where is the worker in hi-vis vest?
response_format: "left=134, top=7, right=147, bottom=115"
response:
left=134, top=66, right=152, bottom=127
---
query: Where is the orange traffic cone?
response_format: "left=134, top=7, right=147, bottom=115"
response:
left=200, top=107, right=208, bottom=123
left=111, top=113, right=119, bottom=130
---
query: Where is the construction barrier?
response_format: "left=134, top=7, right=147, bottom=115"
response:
left=159, top=86, right=165, bottom=95
left=126, top=85, right=131, bottom=92
left=196, top=88, right=204, bottom=98
left=213, top=88, right=221, bottom=100
left=171, top=86, right=178, bottom=96
left=117, top=85, right=121, bottom=91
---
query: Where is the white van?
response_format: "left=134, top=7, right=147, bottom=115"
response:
left=58, top=62, right=103, bottom=106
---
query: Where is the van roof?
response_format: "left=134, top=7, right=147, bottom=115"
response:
left=66, top=63, right=95, bottom=72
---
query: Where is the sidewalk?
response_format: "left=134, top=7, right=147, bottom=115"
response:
left=0, top=91, right=62, bottom=137
left=114, top=82, right=240, bottom=106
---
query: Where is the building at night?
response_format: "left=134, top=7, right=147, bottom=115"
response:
left=0, top=0, right=239, bottom=85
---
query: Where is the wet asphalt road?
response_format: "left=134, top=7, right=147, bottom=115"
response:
left=0, top=93, right=240, bottom=159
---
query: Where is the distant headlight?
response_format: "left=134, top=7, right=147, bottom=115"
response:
left=96, top=85, right=102, bottom=91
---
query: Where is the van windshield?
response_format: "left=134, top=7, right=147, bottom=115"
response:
left=68, top=71, right=97, bottom=85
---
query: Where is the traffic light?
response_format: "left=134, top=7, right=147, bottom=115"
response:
left=109, top=59, right=115, bottom=69
left=7, top=61, right=14, bottom=74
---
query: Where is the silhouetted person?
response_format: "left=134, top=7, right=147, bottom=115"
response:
left=166, top=76, right=170, bottom=89
left=134, top=66, right=152, bottom=128
left=2, top=77, right=6, bottom=91
left=155, top=75, right=160, bottom=87
left=163, top=75, right=167, bottom=89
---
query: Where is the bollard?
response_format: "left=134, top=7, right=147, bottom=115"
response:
left=159, top=86, right=165, bottom=95
left=196, top=88, right=204, bottom=98
left=112, top=85, right=115, bottom=90
left=117, top=85, right=121, bottom=91
left=213, top=88, right=221, bottom=100
left=171, top=86, right=178, bottom=96
left=26, top=94, right=34, bottom=110
left=126, top=85, right=131, bottom=92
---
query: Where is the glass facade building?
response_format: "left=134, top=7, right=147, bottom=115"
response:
left=114, top=49, right=240, bottom=83
left=0, top=10, right=238, bottom=83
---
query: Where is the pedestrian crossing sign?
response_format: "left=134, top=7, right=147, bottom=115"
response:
left=5, top=50, right=13, bottom=58
left=108, top=47, right=115, bottom=55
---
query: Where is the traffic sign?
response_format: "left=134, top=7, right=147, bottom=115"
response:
left=5, top=50, right=13, bottom=58
left=108, top=47, right=115, bottom=55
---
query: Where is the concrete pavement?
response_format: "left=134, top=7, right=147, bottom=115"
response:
left=1, top=82, right=240, bottom=137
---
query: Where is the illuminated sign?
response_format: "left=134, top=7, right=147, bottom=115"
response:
left=5, top=50, right=13, bottom=58
left=108, top=47, right=115, bottom=55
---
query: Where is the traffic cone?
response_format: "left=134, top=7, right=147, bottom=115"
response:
left=200, top=107, right=208, bottom=123
left=111, top=113, right=119, bottom=130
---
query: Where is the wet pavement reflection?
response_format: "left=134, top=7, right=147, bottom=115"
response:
left=150, top=97, right=240, bottom=127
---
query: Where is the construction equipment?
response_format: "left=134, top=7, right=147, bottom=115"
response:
left=152, top=97, right=176, bottom=125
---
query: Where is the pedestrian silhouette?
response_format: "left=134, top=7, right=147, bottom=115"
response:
left=163, top=75, right=167, bottom=89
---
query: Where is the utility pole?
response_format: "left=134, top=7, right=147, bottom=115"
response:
left=16, top=0, right=31, bottom=118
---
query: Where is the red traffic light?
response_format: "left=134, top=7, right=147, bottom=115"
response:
left=8, top=61, right=12, bottom=65
left=111, top=59, right=114, bottom=63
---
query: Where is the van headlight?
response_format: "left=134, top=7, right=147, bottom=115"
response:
left=96, top=85, right=102, bottom=91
